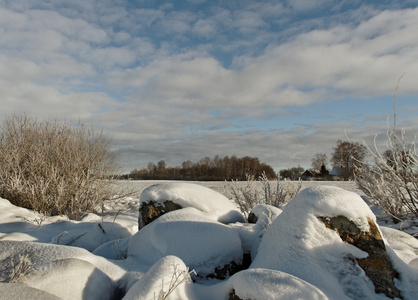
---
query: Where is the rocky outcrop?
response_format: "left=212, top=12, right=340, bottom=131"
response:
left=138, top=200, right=182, bottom=230
left=318, top=215, right=402, bottom=299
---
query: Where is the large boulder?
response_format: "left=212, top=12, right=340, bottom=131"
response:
left=129, top=208, right=244, bottom=280
left=251, top=186, right=418, bottom=300
left=139, top=200, right=182, bottom=229
left=138, top=183, right=244, bottom=229
left=318, top=215, right=402, bottom=299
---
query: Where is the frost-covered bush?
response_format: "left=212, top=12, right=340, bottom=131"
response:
left=227, top=172, right=301, bottom=217
left=356, top=130, right=418, bottom=221
left=0, top=114, right=119, bottom=219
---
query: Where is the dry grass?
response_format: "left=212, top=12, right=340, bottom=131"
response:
left=227, top=172, right=301, bottom=218
left=0, top=114, right=119, bottom=219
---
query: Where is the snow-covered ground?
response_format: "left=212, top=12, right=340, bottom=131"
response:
left=0, top=180, right=417, bottom=299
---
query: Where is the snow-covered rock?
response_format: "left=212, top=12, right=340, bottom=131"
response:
left=248, top=204, right=282, bottom=226
left=0, top=241, right=127, bottom=286
left=228, top=268, right=328, bottom=300
left=123, top=255, right=194, bottom=300
left=128, top=208, right=244, bottom=279
left=251, top=186, right=418, bottom=300
left=139, top=183, right=245, bottom=225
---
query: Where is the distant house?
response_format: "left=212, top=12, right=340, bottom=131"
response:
left=300, top=170, right=314, bottom=181
left=301, top=166, right=331, bottom=181
left=330, top=167, right=343, bottom=180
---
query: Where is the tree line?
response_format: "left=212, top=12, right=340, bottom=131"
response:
left=122, top=155, right=277, bottom=181
left=122, top=139, right=370, bottom=182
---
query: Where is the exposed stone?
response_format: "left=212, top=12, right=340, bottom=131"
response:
left=228, top=289, right=243, bottom=300
left=318, top=215, right=403, bottom=299
left=138, top=200, right=182, bottom=230
left=247, top=212, right=258, bottom=224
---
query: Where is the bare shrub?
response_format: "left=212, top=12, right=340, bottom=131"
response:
left=356, top=76, right=418, bottom=221
left=155, top=264, right=196, bottom=300
left=0, top=114, right=119, bottom=219
left=227, top=172, right=301, bottom=218
left=356, top=130, right=418, bottom=221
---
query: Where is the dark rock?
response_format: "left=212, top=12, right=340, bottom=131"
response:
left=228, top=289, right=243, bottom=300
left=247, top=212, right=258, bottom=224
left=138, top=200, right=182, bottom=230
left=204, top=253, right=251, bottom=281
left=318, top=215, right=403, bottom=299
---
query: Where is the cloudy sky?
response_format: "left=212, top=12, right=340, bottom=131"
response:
left=1, top=0, right=418, bottom=173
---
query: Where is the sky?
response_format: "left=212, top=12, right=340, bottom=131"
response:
left=1, top=0, right=418, bottom=173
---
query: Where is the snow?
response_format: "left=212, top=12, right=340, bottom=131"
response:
left=251, top=186, right=380, bottom=300
left=0, top=283, right=61, bottom=300
left=229, top=268, right=329, bottom=300
left=128, top=207, right=243, bottom=278
left=1, top=181, right=418, bottom=299
left=123, top=255, right=194, bottom=300
left=139, top=182, right=245, bottom=223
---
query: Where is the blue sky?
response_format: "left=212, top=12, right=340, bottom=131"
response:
left=1, top=0, right=418, bottom=173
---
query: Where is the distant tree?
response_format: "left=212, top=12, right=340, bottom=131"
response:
left=147, top=162, right=156, bottom=172
left=157, top=160, right=166, bottom=170
left=311, top=153, right=328, bottom=171
left=279, top=166, right=304, bottom=180
left=126, top=155, right=276, bottom=181
left=331, top=140, right=366, bottom=180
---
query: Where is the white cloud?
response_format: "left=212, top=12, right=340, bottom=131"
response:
left=1, top=1, right=417, bottom=173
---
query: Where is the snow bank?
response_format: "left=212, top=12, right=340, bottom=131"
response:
left=251, top=186, right=388, bottom=300
left=139, top=183, right=245, bottom=223
left=128, top=208, right=243, bottom=277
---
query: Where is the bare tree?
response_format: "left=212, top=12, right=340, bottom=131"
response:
left=311, top=153, right=328, bottom=171
left=331, top=140, right=366, bottom=180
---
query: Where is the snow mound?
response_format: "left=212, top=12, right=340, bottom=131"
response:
left=0, top=283, right=61, bottom=300
left=128, top=208, right=243, bottom=277
left=24, top=258, right=114, bottom=300
left=139, top=183, right=245, bottom=223
left=124, top=255, right=194, bottom=300
left=0, top=241, right=126, bottom=283
left=251, top=186, right=389, bottom=300
left=51, top=222, right=132, bottom=252
left=230, top=268, right=328, bottom=300
left=380, top=226, right=418, bottom=264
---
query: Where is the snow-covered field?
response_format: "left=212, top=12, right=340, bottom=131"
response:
left=1, top=180, right=418, bottom=299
